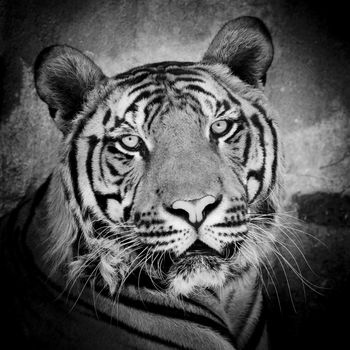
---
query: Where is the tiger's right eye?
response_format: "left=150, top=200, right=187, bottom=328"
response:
left=210, top=120, right=232, bottom=137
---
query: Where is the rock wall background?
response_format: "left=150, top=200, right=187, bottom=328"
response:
left=1, top=0, right=349, bottom=349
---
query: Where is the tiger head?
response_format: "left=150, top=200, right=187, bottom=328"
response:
left=35, top=17, right=282, bottom=296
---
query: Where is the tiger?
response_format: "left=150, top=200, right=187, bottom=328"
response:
left=1, top=16, right=282, bottom=350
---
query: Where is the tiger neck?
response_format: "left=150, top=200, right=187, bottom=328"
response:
left=114, top=269, right=264, bottom=349
left=188, top=269, right=263, bottom=334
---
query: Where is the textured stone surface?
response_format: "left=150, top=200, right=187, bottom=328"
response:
left=1, top=0, right=349, bottom=348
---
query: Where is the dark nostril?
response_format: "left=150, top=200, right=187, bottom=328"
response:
left=165, top=206, right=190, bottom=223
left=202, top=194, right=222, bottom=218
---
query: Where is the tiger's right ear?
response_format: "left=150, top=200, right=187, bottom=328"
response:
left=34, top=45, right=105, bottom=133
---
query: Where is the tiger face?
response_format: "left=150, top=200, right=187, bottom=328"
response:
left=35, top=17, right=280, bottom=296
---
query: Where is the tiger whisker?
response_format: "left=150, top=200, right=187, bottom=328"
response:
left=69, top=261, right=101, bottom=312
left=250, top=223, right=323, bottom=293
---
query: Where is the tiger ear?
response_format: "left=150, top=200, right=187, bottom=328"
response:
left=202, top=16, right=273, bottom=87
left=34, top=45, right=105, bottom=132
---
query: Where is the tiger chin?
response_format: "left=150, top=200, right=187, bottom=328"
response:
left=3, top=16, right=283, bottom=350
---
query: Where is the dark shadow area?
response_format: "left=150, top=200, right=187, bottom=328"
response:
left=301, top=0, right=350, bottom=42
left=293, top=192, right=350, bottom=227
left=0, top=53, right=23, bottom=124
left=283, top=0, right=350, bottom=43
left=267, top=278, right=350, bottom=350
left=0, top=0, right=92, bottom=124
left=266, top=191, right=350, bottom=350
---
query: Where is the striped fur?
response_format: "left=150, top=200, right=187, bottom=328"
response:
left=1, top=17, right=281, bottom=349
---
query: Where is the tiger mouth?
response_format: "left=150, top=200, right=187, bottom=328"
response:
left=178, top=239, right=244, bottom=261
left=130, top=239, right=244, bottom=278
left=125, top=239, right=245, bottom=291
left=182, top=240, right=222, bottom=258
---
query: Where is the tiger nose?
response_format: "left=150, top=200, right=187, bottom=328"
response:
left=170, top=195, right=220, bottom=227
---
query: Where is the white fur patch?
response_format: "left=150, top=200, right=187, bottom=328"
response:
left=168, top=259, right=228, bottom=297
left=247, top=177, right=260, bottom=202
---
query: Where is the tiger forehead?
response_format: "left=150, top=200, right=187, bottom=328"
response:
left=115, top=65, right=224, bottom=101
left=102, top=65, right=242, bottom=134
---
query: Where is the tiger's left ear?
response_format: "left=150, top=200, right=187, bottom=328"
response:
left=202, top=16, right=273, bottom=87
left=34, top=45, right=105, bottom=133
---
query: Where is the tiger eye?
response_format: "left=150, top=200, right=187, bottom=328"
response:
left=120, top=135, right=140, bottom=149
left=211, top=120, right=230, bottom=135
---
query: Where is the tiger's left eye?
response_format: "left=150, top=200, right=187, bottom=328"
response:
left=210, top=120, right=231, bottom=136
left=120, top=135, right=141, bottom=150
